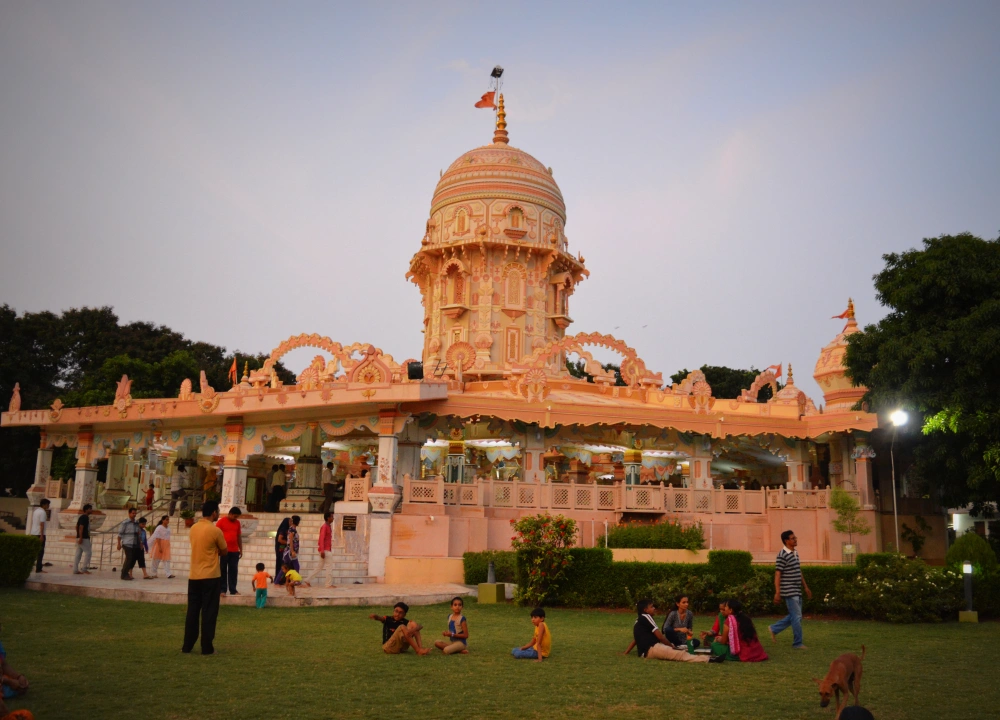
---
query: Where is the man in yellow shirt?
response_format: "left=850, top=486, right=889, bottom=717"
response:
left=182, top=501, right=228, bottom=655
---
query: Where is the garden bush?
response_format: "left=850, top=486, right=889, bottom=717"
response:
left=856, top=552, right=897, bottom=571
left=946, top=532, right=998, bottom=574
left=463, top=550, right=517, bottom=584
left=602, top=520, right=704, bottom=550
left=832, top=555, right=962, bottom=623
left=719, top=568, right=774, bottom=616
left=0, top=534, right=42, bottom=586
left=707, top=550, right=753, bottom=584
left=510, top=514, right=577, bottom=605
left=972, top=571, right=1000, bottom=618
left=641, top=573, right=719, bottom=613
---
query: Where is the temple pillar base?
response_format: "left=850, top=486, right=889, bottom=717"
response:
left=280, top=488, right=326, bottom=513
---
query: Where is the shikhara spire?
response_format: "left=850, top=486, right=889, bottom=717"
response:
left=493, top=94, right=508, bottom=145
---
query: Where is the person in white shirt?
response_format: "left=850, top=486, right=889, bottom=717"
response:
left=169, top=462, right=186, bottom=516
left=267, top=464, right=287, bottom=512
left=28, top=499, right=50, bottom=573
left=320, top=462, right=337, bottom=515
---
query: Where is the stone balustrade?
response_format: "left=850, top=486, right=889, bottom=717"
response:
left=402, top=476, right=859, bottom=516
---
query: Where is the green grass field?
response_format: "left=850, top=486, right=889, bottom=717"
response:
left=2, top=588, right=997, bottom=719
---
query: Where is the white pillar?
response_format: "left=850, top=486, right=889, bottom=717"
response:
left=367, top=411, right=404, bottom=580
left=785, top=440, right=808, bottom=490
left=102, top=448, right=132, bottom=509
left=690, top=435, right=714, bottom=490
left=221, top=465, right=249, bottom=514
left=523, top=424, right=545, bottom=483
left=26, top=446, right=53, bottom=508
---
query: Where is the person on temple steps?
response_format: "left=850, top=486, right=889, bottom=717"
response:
left=117, top=508, right=142, bottom=581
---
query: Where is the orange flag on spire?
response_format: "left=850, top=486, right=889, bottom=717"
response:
left=764, top=364, right=783, bottom=378
left=831, top=309, right=851, bottom=319
left=475, top=91, right=496, bottom=109
left=228, top=357, right=238, bottom=385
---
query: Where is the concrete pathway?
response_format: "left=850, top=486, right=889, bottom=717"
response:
left=25, top=570, right=475, bottom=608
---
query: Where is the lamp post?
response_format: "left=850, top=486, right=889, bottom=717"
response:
left=889, top=410, right=908, bottom=554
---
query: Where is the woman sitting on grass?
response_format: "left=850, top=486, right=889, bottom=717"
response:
left=712, top=599, right=768, bottom=662
left=625, top=599, right=723, bottom=663
left=662, top=595, right=700, bottom=650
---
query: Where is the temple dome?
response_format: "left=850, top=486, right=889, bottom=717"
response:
left=430, top=143, right=566, bottom=221
left=813, top=299, right=867, bottom=412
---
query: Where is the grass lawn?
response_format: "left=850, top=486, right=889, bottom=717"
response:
left=2, top=588, right=998, bottom=720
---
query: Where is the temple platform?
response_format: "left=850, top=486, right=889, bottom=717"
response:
left=25, top=570, right=475, bottom=607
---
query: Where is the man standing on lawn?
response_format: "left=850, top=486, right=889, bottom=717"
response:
left=769, top=529, right=812, bottom=649
left=183, top=501, right=228, bottom=655
left=118, top=507, right=142, bottom=580
left=216, top=507, right=243, bottom=596
left=28, top=499, right=50, bottom=573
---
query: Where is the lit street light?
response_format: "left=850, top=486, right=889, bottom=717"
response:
left=890, top=410, right=908, bottom=554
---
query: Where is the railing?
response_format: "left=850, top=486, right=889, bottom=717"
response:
left=402, top=478, right=858, bottom=516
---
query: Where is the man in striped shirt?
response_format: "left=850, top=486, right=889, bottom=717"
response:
left=768, top=530, right=812, bottom=649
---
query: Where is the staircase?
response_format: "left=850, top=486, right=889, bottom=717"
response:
left=41, top=510, right=375, bottom=584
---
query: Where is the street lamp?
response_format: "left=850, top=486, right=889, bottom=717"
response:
left=889, top=410, right=908, bottom=554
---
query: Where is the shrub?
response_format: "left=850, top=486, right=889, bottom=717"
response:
left=972, top=571, right=1000, bottom=618
left=510, top=514, right=577, bottom=606
left=644, top=573, right=719, bottom=614
left=800, top=566, right=859, bottom=613
left=856, top=553, right=897, bottom=572
left=603, top=520, right=704, bottom=550
left=0, top=534, right=43, bottom=586
left=946, top=532, right=998, bottom=574
left=719, top=568, right=774, bottom=616
left=832, top=555, right=962, bottom=623
left=463, top=551, right=517, bottom=584
left=707, top=550, right=753, bottom=584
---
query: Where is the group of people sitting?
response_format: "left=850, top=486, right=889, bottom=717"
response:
left=368, top=593, right=764, bottom=666
left=626, top=594, right=768, bottom=664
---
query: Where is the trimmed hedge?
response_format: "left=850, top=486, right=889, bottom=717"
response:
left=0, top=534, right=42, bottom=586
left=857, top=553, right=898, bottom=572
left=707, top=550, right=753, bottom=584
left=463, top=551, right=517, bottom=585
left=603, top=520, right=704, bottom=550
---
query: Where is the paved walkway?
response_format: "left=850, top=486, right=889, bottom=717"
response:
left=25, top=570, right=476, bottom=608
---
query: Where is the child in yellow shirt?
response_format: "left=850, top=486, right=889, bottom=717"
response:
left=511, top=607, right=550, bottom=661
left=281, top=561, right=309, bottom=597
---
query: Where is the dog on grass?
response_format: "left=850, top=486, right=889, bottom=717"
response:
left=813, top=645, right=866, bottom=716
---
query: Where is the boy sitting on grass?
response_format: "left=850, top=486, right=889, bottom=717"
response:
left=370, top=603, right=429, bottom=655
left=511, top=607, right=550, bottom=661
left=281, top=561, right=309, bottom=597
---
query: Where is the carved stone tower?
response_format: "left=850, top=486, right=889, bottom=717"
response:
left=407, top=95, right=589, bottom=379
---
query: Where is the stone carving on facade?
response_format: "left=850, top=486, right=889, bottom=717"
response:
left=8, top=383, right=20, bottom=413
left=114, top=375, right=133, bottom=418
left=178, top=378, right=194, bottom=401
left=49, top=398, right=63, bottom=422
left=740, top=366, right=780, bottom=403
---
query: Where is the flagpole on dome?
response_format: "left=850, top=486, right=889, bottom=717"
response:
left=475, top=65, right=505, bottom=139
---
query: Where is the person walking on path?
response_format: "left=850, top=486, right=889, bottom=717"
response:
left=118, top=508, right=142, bottom=581
left=768, top=529, right=812, bottom=649
left=150, top=515, right=175, bottom=578
left=274, top=516, right=291, bottom=580
left=73, top=504, right=93, bottom=574
left=28, top=499, right=50, bottom=573
left=182, top=501, right=228, bottom=656
left=306, top=512, right=336, bottom=588
left=216, top=507, right=243, bottom=595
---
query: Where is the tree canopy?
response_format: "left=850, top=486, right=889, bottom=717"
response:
left=844, top=233, right=1000, bottom=512
left=0, top=305, right=294, bottom=494
left=669, top=365, right=778, bottom=401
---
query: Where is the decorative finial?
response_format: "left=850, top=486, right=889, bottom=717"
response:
left=846, top=297, right=855, bottom=321
left=787, top=363, right=795, bottom=384
left=493, top=94, right=508, bottom=145
left=241, top=361, right=249, bottom=382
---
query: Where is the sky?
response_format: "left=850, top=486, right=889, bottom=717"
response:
left=1, top=1, right=998, bottom=403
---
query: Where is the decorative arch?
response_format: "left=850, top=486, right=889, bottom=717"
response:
left=260, top=333, right=402, bottom=387
left=511, top=332, right=664, bottom=388
left=502, top=262, right=526, bottom=308
left=740, top=368, right=780, bottom=403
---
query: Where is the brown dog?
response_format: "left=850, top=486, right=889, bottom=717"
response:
left=813, top=645, right=866, bottom=717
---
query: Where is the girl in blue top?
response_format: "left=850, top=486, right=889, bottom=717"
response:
left=434, top=596, right=469, bottom=654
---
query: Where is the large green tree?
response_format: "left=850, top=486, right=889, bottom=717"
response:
left=669, top=365, right=778, bottom=400
left=844, top=233, right=1000, bottom=513
left=0, top=305, right=293, bottom=495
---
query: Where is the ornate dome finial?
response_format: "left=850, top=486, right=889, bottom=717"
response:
left=493, top=93, right=508, bottom=145
left=786, top=363, right=795, bottom=385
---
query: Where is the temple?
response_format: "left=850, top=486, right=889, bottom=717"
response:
left=3, top=96, right=909, bottom=583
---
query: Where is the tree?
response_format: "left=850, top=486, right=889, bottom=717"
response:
left=844, top=233, right=1000, bottom=514
left=564, top=359, right=626, bottom=386
left=830, top=486, right=872, bottom=548
left=669, top=365, right=780, bottom=400
left=0, top=305, right=295, bottom=495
